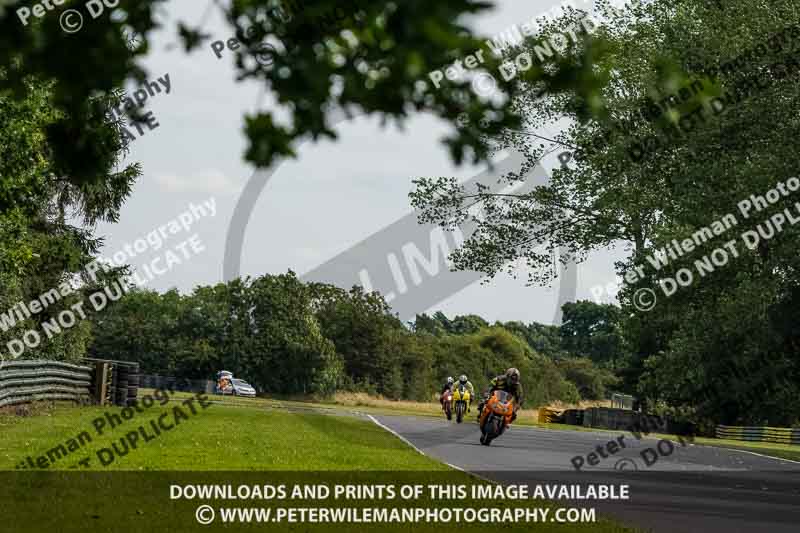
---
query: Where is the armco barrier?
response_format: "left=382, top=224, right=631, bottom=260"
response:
left=0, top=358, right=141, bottom=408
left=0, top=360, right=92, bottom=408
left=716, top=425, right=800, bottom=445
left=140, top=374, right=215, bottom=394
left=563, top=408, right=584, bottom=426
left=583, top=407, right=638, bottom=430
left=582, top=408, right=697, bottom=436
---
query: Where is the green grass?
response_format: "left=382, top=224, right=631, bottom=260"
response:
left=0, top=399, right=444, bottom=471
left=0, top=398, right=638, bottom=533
left=690, top=437, right=800, bottom=462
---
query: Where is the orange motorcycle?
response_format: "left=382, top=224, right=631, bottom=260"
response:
left=478, top=390, right=514, bottom=445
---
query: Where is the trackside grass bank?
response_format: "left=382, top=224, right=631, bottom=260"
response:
left=0, top=400, right=638, bottom=533
left=0, top=401, right=445, bottom=470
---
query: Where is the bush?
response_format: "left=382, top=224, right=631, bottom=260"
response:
left=557, top=357, right=619, bottom=400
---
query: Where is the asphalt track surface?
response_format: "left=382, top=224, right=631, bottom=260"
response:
left=372, top=414, right=800, bottom=533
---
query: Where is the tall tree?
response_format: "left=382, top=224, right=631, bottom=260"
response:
left=411, top=0, right=800, bottom=425
left=560, top=301, right=626, bottom=368
left=1, top=78, right=138, bottom=362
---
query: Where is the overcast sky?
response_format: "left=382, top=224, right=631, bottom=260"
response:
left=96, top=0, right=626, bottom=325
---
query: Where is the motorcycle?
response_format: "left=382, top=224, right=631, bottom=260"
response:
left=478, top=390, right=514, bottom=445
left=452, top=384, right=471, bottom=424
left=441, top=389, right=453, bottom=420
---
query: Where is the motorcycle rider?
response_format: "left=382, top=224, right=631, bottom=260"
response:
left=453, top=374, right=475, bottom=411
left=477, top=367, right=523, bottom=422
left=439, top=376, right=454, bottom=407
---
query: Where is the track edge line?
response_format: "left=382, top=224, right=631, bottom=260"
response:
left=366, top=415, right=496, bottom=484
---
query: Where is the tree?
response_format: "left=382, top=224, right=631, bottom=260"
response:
left=499, top=320, right=568, bottom=360
left=213, top=273, right=342, bottom=395
left=0, top=0, right=612, bottom=182
left=411, top=313, right=447, bottom=336
left=557, top=357, right=618, bottom=400
left=89, top=288, right=183, bottom=373
left=310, top=283, right=405, bottom=396
left=410, top=0, right=800, bottom=424
left=432, top=326, right=579, bottom=407
left=1, top=77, right=138, bottom=363
left=560, top=301, right=626, bottom=368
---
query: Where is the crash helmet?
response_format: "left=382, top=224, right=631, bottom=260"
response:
left=506, top=367, right=520, bottom=384
left=447, top=376, right=454, bottom=384
left=459, top=375, right=468, bottom=384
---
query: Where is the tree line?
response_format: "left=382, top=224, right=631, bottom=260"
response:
left=86, top=274, right=620, bottom=407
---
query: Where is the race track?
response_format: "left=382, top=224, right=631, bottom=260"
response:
left=372, top=414, right=800, bottom=533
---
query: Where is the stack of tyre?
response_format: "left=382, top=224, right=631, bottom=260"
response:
left=112, top=362, right=140, bottom=406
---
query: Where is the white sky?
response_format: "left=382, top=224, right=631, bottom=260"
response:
left=95, top=0, right=627, bottom=325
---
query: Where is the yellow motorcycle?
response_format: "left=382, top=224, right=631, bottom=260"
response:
left=452, top=384, right=471, bottom=424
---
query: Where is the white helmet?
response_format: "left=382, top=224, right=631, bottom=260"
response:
left=459, top=375, right=467, bottom=383
left=506, top=367, right=520, bottom=384
left=447, top=376, right=454, bottom=384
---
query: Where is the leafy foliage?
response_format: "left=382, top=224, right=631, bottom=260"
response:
left=557, top=357, right=618, bottom=400
left=410, top=0, right=800, bottom=426
left=0, top=0, right=610, bottom=180
left=0, top=77, right=138, bottom=362
left=560, top=300, right=626, bottom=368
